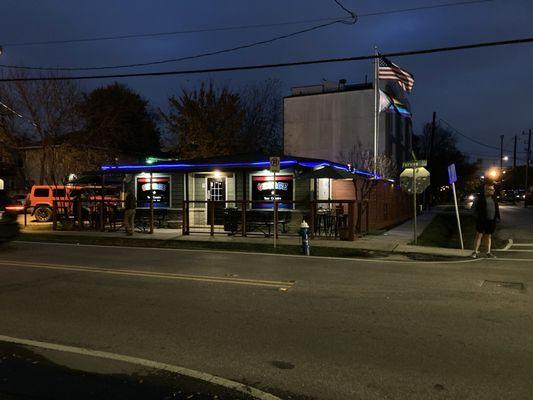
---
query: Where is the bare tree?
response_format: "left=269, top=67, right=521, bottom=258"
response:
left=0, top=70, right=83, bottom=185
left=338, top=142, right=397, bottom=233
left=338, top=142, right=397, bottom=179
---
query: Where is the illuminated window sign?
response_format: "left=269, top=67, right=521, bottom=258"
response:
left=251, top=175, right=293, bottom=209
left=136, top=176, right=170, bottom=208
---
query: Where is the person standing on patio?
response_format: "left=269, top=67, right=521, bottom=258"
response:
left=471, top=184, right=500, bottom=258
left=124, top=190, right=136, bottom=236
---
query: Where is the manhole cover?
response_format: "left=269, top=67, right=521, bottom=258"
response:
left=482, top=280, right=525, bottom=291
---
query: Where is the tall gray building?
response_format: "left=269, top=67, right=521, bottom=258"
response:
left=283, top=80, right=413, bottom=175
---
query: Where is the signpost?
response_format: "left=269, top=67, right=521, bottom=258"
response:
left=401, top=160, right=430, bottom=245
left=448, top=163, right=464, bottom=250
left=270, top=157, right=280, bottom=248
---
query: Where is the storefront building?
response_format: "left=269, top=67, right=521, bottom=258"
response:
left=101, top=154, right=377, bottom=233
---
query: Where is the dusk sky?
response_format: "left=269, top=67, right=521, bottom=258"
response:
left=1, top=0, right=532, bottom=166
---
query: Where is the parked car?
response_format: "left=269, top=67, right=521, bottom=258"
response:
left=28, top=185, right=122, bottom=222
left=0, top=190, right=20, bottom=243
left=499, top=189, right=516, bottom=203
left=7, top=194, right=29, bottom=214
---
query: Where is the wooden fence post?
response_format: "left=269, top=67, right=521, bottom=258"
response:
left=77, top=199, right=82, bottom=230
left=348, top=201, right=355, bottom=241
left=52, top=201, right=57, bottom=231
left=209, top=201, right=215, bottom=236
left=241, top=200, right=246, bottom=237
left=182, top=201, right=187, bottom=235
left=309, top=201, right=315, bottom=239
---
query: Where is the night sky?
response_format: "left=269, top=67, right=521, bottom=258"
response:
left=1, top=0, right=532, bottom=166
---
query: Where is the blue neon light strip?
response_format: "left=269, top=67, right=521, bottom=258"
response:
left=101, top=158, right=377, bottom=177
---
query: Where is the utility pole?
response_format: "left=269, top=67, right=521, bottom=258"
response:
left=500, top=135, right=504, bottom=171
left=513, top=135, right=517, bottom=205
left=513, top=135, right=517, bottom=170
left=525, top=129, right=532, bottom=208
left=427, top=111, right=436, bottom=209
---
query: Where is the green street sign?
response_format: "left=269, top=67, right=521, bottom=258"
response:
left=402, top=160, right=427, bottom=168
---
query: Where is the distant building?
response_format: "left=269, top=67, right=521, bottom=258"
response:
left=283, top=80, right=413, bottom=174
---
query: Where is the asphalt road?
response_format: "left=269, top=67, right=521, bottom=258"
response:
left=0, top=207, right=532, bottom=399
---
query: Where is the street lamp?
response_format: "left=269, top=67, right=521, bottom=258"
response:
left=502, top=156, right=509, bottom=162
left=487, top=167, right=500, bottom=181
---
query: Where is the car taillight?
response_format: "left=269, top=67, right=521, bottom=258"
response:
left=5, top=205, right=24, bottom=212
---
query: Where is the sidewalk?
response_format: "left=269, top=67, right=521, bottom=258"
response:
left=19, top=211, right=470, bottom=258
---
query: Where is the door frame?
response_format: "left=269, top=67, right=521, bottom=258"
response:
left=205, top=176, right=227, bottom=224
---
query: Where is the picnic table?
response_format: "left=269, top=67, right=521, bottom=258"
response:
left=223, top=208, right=290, bottom=236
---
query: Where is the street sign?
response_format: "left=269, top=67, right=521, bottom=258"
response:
left=448, top=163, right=457, bottom=185
left=446, top=163, right=463, bottom=249
left=400, top=167, right=430, bottom=194
left=269, top=156, right=280, bottom=173
left=402, top=160, right=427, bottom=169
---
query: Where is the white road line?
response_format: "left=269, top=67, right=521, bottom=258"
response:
left=13, top=240, right=480, bottom=265
left=494, top=249, right=533, bottom=253
left=0, top=334, right=281, bottom=400
left=502, top=239, right=514, bottom=251
left=509, top=243, right=533, bottom=247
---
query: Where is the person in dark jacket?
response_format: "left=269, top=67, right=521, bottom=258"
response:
left=471, top=184, right=500, bottom=258
left=124, top=190, right=136, bottom=236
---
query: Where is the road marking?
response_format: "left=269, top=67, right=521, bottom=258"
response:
left=502, top=239, right=514, bottom=251
left=0, top=334, right=281, bottom=400
left=485, top=257, right=533, bottom=262
left=494, top=249, right=533, bottom=252
left=13, top=240, right=481, bottom=265
left=0, top=260, right=294, bottom=289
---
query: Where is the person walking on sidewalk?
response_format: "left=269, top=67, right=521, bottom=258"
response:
left=124, top=190, right=136, bottom=236
left=471, top=184, right=500, bottom=258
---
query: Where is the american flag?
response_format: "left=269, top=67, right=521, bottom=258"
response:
left=378, top=56, right=415, bottom=93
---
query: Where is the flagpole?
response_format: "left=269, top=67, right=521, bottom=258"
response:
left=373, top=46, right=379, bottom=178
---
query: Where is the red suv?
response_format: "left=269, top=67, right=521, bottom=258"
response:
left=28, top=185, right=121, bottom=222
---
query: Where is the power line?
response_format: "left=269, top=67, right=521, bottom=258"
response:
left=439, top=117, right=526, bottom=154
left=0, top=0, right=493, bottom=49
left=0, top=35, right=532, bottom=83
left=0, top=100, right=37, bottom=127
left=0, top=0, right=356, bottom=72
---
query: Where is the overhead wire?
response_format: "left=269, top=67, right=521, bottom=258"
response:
left=0, top=0, right=497, bottom=72
left=439, top=117, right=526, bottom=155
left=0, top=36, right=532, bottom=82
left=0, top=100, right=37, bottom=127
left=0, top=0, right=492, bottom=49
left=0, top=0, right=357, bottom=72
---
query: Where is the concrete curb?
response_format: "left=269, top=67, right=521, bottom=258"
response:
left=0, top=334, right=281, bottom=400
left=15, top=232, right=471, bottom=260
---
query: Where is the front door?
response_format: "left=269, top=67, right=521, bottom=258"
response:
left=207, top=178, right=226, bottom=224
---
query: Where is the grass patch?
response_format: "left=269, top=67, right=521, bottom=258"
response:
left=17, top=233, right=385, bottom=259
left=417, top=213, right=506, bottom=250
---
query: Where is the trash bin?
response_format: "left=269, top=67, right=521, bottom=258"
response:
left=223, top=207, right=239, bottom=233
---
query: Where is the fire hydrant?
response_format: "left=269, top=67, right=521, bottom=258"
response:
left=299, top=220, right=311, bottom=256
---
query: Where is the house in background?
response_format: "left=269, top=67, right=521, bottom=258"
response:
left=283, top=79, right=413, bottom=173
